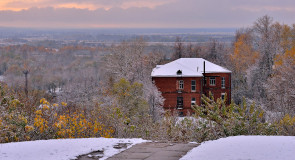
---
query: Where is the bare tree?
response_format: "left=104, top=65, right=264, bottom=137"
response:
left=250, top=15, right=279, bottom=100
left=172, top=37, right=184, bottom=60
left=265, top=55, right=295, bottom=116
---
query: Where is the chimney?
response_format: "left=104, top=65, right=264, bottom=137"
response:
left=203, top=61, right=205, bottom=75
left=203, top=61, right=206, bottom=87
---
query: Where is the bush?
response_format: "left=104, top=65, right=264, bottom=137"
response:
left=0, top=84, right=114, bottom=143
left=191, top=93, right=278, bottom=142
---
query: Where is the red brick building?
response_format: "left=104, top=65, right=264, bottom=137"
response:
left=151, top=58, right=231, bottom=116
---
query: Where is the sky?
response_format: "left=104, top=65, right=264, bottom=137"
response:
left=0, top=0, right=295, bottom=29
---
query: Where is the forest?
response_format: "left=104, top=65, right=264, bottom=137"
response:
left=0, top=15, right=295, bottom=143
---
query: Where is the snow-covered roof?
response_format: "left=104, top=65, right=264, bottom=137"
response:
left=151, top=58, right=231, bottom=77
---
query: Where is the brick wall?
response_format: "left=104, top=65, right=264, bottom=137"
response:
left=153, top=73, right=231, bottom=115
left=203, top=73, right=231, bottom=104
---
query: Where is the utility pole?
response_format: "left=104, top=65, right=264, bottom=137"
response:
left=23, top=48, right=30, bottom=97
left=23, top=70, right=29, bottom=97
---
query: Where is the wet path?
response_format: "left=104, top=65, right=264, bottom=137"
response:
left=107, top=142, right=198, bottom=160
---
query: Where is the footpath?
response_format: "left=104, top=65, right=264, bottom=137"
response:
left=107, top=142, right=198, bottom=160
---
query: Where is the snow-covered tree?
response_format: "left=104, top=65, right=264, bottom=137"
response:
left=102, top=38, right=164, bottom=121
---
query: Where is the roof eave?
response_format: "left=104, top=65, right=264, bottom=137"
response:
left=151, top=75, right=203, bottom=78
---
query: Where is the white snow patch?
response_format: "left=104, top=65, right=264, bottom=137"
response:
left=0, top=138, right=147, bottom=160
left=181, top=136, right=295, bottom=160
left=0, top=75, right=5, bottom=82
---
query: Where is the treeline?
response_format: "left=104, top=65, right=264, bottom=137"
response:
left=169, top=15, right=295, bottom=117
left=230, top=16, right=295, bottom=117
left=1, top=79, right=295, bottom=143
left=0, top=44, right=105, bottom=106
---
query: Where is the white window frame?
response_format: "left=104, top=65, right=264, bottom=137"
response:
left=179, top=80, right=184, bottom=89
left=177, top=97, right=183, bottom=109
left=191, top=80, right=196, bottom=92
left=221, top=93, right=226, bottom=100
left=191, top=97, right=196, bottom=106
left=221, top=77, right=225, bottom=89
left=209, top=77, right=216, bottom=86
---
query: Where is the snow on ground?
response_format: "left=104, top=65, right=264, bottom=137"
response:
left=176, top=116, right=207, bottom=125
left=181, top=136, right=295, bottom=160
left=0, top=75, right=4, bottom=82
left=0, top=138, right=147, bottom=160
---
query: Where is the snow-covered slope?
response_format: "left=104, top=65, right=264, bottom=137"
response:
left=181, top=136, right=295, bottom=160
left=0, top=138, right=146, bottom=160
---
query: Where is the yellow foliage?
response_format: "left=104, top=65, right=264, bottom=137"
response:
left=0, top=118, right=2, bottom=129
left=258, top=111, right=264, bottom=118
left=231, top=34, right=259, bottom=73
left=34, top=110, right=48, bottom=133
left=280, top=24, right=292, bottom=52
left=42, top=105, right=49, bottom=110
left=11, top=99, right=20, bottom=107
left=1, top=97, right=115, bottom=143
left=40, top=98, right=46, bottom=104
left=18, top=115, right=28, bottom=124
left=53, top=111, right=114, bottom=139
left=280, top=114, right=295, bottom=126
left=25, top=125, right=34, bottom=132
left=274, top=47, right=295, bottom=66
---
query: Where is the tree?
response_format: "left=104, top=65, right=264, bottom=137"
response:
left=202, top=39, right=229, bottom=66
left=102, top=39, right=164, bottom=121
left=113, top=79, right=149, bottom=117
left=251, top=15, right=278, bottom=100
left=192, top=94, right=275, bottom=140
left=231, top=31, right=259, bottom=73
left=230, top=29, right=259, bottom=103
left=172, top=37, right=184, bottom=60
left=265, top=47, right=295, bottom=115
left=280, top=24, right=291, bottom=53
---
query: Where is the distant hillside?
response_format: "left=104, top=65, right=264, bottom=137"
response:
left=0, top=27, right=236, bottom=45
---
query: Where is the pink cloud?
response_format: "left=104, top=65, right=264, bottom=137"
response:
left=0, top=0, right=177, bottom=11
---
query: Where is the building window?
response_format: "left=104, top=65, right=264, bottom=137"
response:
left=179, top=112, right=184, bottom=117
left=221, top=93, right=225, bottom=100
left=177, top=70, right=182, bottom=75
left=177, top=97, right=183, bottom=108
left=209, top=77, right=216, bottom=86
left=221, top=77, right=225, bottom=88
left=179, top=80, right=184, bottom=89
left=191, top=80, right=196, bottom=92
left=191, top=97, right=196, bottom=106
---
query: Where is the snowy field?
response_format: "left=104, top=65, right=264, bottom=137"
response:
left=181, top=136, right=295, bottom=160
left=0, top=138, right=147, bottom=160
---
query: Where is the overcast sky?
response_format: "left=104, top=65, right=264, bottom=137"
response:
left=1, top=0, right=295, bottom=28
